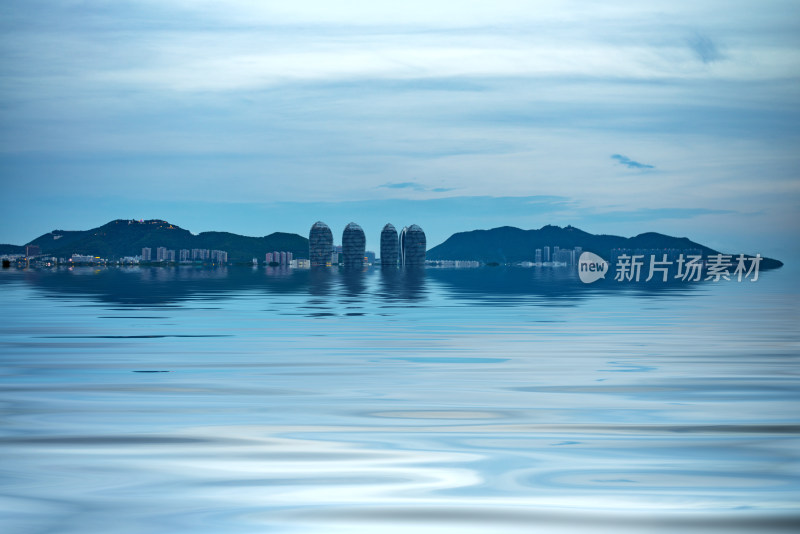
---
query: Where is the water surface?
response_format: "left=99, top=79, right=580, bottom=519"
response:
left=1, top=265, right=798, bottom=533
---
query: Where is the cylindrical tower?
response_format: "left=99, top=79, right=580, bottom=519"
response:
left=399, top=224, right=426, bottom=266
left=342, top=222, right=366, bottom=269
left=309, top=221, right=333, bottom=267
left=380, top=223, right=398, bottom=267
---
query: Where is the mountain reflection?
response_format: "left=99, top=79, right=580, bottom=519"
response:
left=0, top=265, right=703, bottom=307
left=426, top=266, right=702, bottom=304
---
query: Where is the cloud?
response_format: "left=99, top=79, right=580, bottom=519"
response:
left=688, top=34, right=724, bottom=64
left=379, top=182, right=454, bottom=193
left=379, top=182, right=427, bottom=191
left=590, top=207, right=735, bottom=222
left=0, top=1, right=797, bottom=260
left=611, top=154, right=654, bottom=170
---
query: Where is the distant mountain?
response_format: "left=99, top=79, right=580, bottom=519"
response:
left=21, top=219, right=309, bottom=262
left=8, top=220, right=783, bottom=270
left=427, top=225, right=783, bottom=269
left=0, top=244, right=25, bottom=255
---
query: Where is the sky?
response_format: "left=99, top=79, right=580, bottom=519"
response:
left=1, top=0, right=798, bottom=259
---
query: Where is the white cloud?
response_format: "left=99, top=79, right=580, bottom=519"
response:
left=6, top=1, right=798, bottom=95
left=77, top=26, right=799, bottom=93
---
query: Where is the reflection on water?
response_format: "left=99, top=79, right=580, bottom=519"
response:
left=378, top=266, right=427, bottom=302
left=1, top=265, right=706, bottom=308
left=0, top=266, right=798, bottom=533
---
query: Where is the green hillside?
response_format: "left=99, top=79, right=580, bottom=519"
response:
left=24, top=220, right=309, bottom=262
left=0, top=244, right=25, bottom=255
left=427, top=225, right=783, bottom=269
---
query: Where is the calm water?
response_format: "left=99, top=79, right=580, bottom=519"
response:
left=1, top=265, right=798, bottom=533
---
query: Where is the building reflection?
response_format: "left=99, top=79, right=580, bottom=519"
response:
left=307, top=267, right=334, bottom=297
left=377, top=265, right=427, bottom=302
left=339, top=267, right=367, bottom=298
left=2, top=264, right=704, bottom=308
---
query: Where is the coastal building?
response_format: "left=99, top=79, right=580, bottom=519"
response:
left=309, top=221, right=333, bottom=267
left=535, top=248, right=542, bottom=264
left=192, top=249, right=210, bottom=261
left=179, top=249, right=190, bottom=262
left=380, top=223, right=399, bottom=267
left=399, top=224, right=426, bottom=266
left=261, top=251, right=293, bottom=266
left=266, top=251, right=291, bottom=265
left=342, top=222, right=366, bottom=268
left=25, top=245, right=40, bottom=257
left=141, top=247, right=152, bottom=261
left=70, top=254, right=97, bottom=263
left=156, top=247, right=168, bottom=262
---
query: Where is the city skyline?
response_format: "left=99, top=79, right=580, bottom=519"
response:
left=2, top=217, right=784, bottom=270
left=309, top=220, right=426, bottom=265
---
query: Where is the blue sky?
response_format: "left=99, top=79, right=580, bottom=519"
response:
left=1, top=1, right=798, bottom=259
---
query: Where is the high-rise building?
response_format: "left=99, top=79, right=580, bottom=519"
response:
left=554, top=248, right=571, bottom=265
left=280, top=251, right=287, bottom=265
left=179, top=249, right=190, bottom=262
left=25, top=245, right=40, bottom=257
left=141, top=247, right=152, bottom=261
left=535, top=248, right=542, bottom=263
left=380, top=223, right=399, bottom=267
left=191, top=249, right=209, bottom=261
left=266, top=252, right=273, bottom=263
left=156, top=247, right=168, bottom=261
left=399, top=224, right=426, bottom=266
left=309, top=221, right=333, bottom=267
left=342, top=222, right=366, bottom=268
left=544, top=246, right=551, bottom=262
